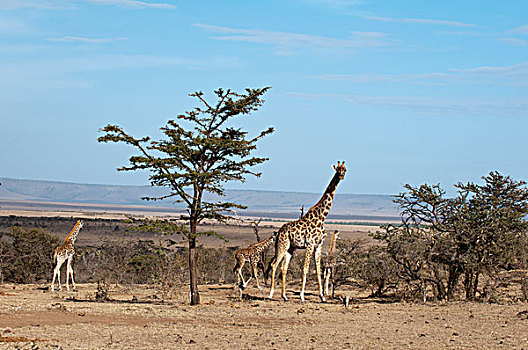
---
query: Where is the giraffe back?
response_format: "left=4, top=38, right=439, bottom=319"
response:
left=235, top=232, right=276, bottom=262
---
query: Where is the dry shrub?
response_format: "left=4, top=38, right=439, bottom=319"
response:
left=0, top=227, right=60, bottom=283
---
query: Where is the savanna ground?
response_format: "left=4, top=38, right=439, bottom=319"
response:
left=2, top=210, right=528, bottom=349
left=3, top=283, right=528, bottom=349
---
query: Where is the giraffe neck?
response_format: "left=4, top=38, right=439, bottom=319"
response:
left=254, top=233, right=274, bottom=252
left=64, top=220, right=82, bottom=245
left=305, top=171, right=342, bottom=222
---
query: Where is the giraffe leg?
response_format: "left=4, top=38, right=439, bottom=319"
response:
left=324, top=267, right=330, bottom=297
left=67, top=256, right=76, bottom=291
left=243, top=276, right=252, bottom=289
left=65, top=258, right=70, bottom=291
left=236, top=259, right=248, bottom=289
left=268, top=241, right=289, bottom=300
left=251, top=261, right=263, bottom=291
left=300, top=245, right=314, bottom=303
left=51, top=262, right=58, bottom=292
left=53, top=257, right=65, bottom=292
left=268, top=257, right=281, bottom=299
left=330, top=268, right=335, bottom=298
left=314, top=244, right=326, bottom=302
left=280, top=247, right=294, bottom=301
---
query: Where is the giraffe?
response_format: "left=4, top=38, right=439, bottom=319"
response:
left=323, top=229, right=340, bottom=298
left=268, top=161, right=347, bottom=302
left=233, top=232, right=276, bottom=291
left=51, top=220, right=84, bottom=292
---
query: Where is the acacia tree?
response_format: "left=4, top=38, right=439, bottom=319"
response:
left=98, top=87, right=274, bottom=305
left=454, top=172, right=528, bottom=299
left=377, top=171, right=528, bottom=301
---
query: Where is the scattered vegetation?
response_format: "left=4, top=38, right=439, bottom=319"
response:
left=1, top=170, right=528, bottom=304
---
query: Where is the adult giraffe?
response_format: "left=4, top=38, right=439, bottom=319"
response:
left=268, top=161, right=346, bottom=302
left=51, top=220, right=84, bottom=292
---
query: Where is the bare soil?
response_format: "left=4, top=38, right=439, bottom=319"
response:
left=2, top=283, right=528, bottom=349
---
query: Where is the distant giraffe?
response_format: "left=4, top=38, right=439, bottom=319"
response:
left=323, top=229, right=340, bottom=298
left=233, top=232, right=276, bottom=291
left=268, top=161, right=347, bottom=302
left=51, top=220, right=84, bottom=292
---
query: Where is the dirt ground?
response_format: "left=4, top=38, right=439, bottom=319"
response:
left=2, top=283, right=528, bottom=349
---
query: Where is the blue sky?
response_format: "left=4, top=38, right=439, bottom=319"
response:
left=1, top=0, right=527, bottom=195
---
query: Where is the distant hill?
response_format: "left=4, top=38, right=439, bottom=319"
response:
left=0, top=178, right=400, bottom=220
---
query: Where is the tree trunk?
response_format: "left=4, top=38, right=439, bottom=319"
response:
left=447, top=266, right=461, bottom=301
left=188, top=220, right=200, bottom=305
left=464, top=270, right=478, bottom=300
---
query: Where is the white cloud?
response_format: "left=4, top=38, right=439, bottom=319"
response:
left=0, top=0, right=177, bottom=10
left=287, top=92, right=528, bottom=117
left=51, top=54, right=202, bottom=71
left=46, top=36, right=128, bottom=43
left=511, top=24, right=528, bottom=35
left=0, top=53, right=244, bottom=83
left=85, top=0, right=177, bottom=9
left=499, top=37, right=528, bottom=47
left=364, top=15, right=478, bottom=28
left=314, top=62, right=528, bottom=87
left=315, top=72, right=450, bottom=84
left=0, top=15, right=29, bottom=33
left=0, top=53, right=243, bottom=94
left=0, top=43, right=50, bottom=54
left=449, top=62, right=528, bottom=77
left=307, top=0, right=366, bottom=8
left=0, top=0, right=70, bottom=10
left=194, top=23, right=393, bottom=54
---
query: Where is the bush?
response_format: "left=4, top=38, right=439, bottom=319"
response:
left=0, top=227, right=60, bottom=283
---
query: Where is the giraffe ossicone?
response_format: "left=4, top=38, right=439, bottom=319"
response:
left=51, top=220, right=84, bottom=292
left=268, top=161, right=347, bottom=302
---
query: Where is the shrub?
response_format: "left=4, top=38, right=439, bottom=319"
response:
left=0, top=227, right=60, bottom=283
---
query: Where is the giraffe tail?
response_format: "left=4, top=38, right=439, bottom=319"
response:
left=52, top=248, right=58, bottom=263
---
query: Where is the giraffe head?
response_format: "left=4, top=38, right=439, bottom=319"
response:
left=332, top=161, right=347, bottom=180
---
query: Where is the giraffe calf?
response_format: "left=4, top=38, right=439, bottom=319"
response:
left=233, top=232, right=276, bottom=291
